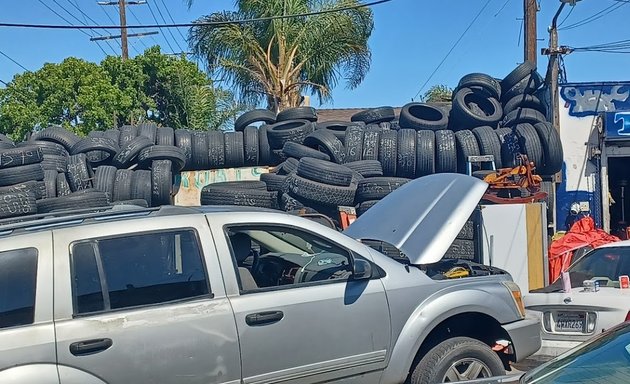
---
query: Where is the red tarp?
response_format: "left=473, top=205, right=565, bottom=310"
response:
left=548, top=216, right=621, bottom=283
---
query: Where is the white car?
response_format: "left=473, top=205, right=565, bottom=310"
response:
left=523, top=240, right=630, bottom=364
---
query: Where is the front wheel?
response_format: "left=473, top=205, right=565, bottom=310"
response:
left=409, top=337, right=505, bottom=383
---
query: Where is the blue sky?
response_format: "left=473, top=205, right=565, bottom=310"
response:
left=1, top=0, right=629, bottom=109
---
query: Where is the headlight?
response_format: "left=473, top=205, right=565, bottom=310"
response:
left=503, top=281, right=526, bottom=318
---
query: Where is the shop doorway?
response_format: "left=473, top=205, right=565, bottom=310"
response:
left=608, top=157, right=630, bottom=238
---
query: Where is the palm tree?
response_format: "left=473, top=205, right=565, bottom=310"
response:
left=188, top=0, right=374, bottom=112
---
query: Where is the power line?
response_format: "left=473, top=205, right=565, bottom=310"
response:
left=125, top=6, right=151, bottom=49
left=152, top=0, right=185, bottom=50
left=559, top=1, right=627, bottom=31
left=146, top=0, right=177, bottom=53
left=157, top=0, right=187, bottom=44
left=0, top=49, right=29, bottom=71
left=0, top=0, right=392, bottom=30
left=557, top=4, right=575, bottom=28
left=412, top=0, right=494, bottom=101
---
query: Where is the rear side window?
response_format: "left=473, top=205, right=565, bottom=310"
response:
left=71, top=230, right=209, bottom=315
left=0, top=248, right=38, bottom=329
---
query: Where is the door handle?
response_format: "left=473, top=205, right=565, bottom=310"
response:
left=69, top=338, right=113, bottom=356
left=245, top=311, right=284, bottom=326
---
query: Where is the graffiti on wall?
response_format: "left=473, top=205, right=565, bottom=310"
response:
left=561, top=83, right=630, bottom=117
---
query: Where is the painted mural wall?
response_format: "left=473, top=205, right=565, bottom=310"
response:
left=558, top=82, right=630, bottom=231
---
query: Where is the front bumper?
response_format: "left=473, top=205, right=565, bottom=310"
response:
left=502, top=318, right=542, bottom=362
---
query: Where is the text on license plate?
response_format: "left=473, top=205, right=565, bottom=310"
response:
left=555, top=312, right=585, bottom=332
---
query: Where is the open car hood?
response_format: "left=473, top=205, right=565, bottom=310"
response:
left=344, top=173, right=488, bottom=265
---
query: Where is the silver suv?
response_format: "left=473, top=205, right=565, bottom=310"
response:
left=0, top=174, right=540, bottom=384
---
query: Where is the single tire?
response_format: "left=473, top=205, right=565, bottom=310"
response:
left=235, top=109, right=276, bottom=131
left=344, top=160, right=383, bottom=178
left=502, top=73, right=543, bottom=102
left=156, top=127, right=175, bottom=146
left=276, top=107, right=318, bottom=122
left=118, top=125, right=138, bottom=148
left=113, top=169, right=134, bottom=201
left=31, top=126, right=80, bottom=152
left=399, top=103, right=449, bottom=131
left=224, top=131, right=245, bottom=168
left=356, top=200, right=379, bottom=217
left=452, top=88, right=503, bottom=129
left=201, top=185, right=276, bottom=208
left=137, top=145, right=186, bottom=172
left=501, top=61, right=536, bottom=94
left=502, top=108, right=547, bottom=128
left=151, top=160, right=173, bottom=207
left=303, top=129, right=346, bottom=164
left=344, top=126, right=364, bottom=163
left=103, top=129, right=121, bottom=146
left=0, top=191, right=37, bottom=218
left=207, top=180, right=267, bottom=190
left=396, top=129, right=417, bottom=178
left=56, top=173, right=72, bottom=197
left=434, top=130, right=457, bottom=173
left=36, top=191, right=110, bottom=214
left=445, top=239, right=476, bottom=259
left=70, top=137, right=119, bottom=158
left=351, top=107, right=395, bottom=124
left=130, top=170, right=152, bottom=207
left=503, top=94, right=545, bottom=115
left=297, top=157, right=354, bottom=187
left=260, top=173, right=287, bottom=192
left=175, top=129, right=193, bottom=171
left=409, top=336, right=504, bottom=384
left=243, top=126, right=260, bottom=166
left=258, top=125, right=273, bottom=166
left=44, top=170, right=57, bottom=198
left=416, top=130, right=435, bottom=177
left=191, top=132, right=210, bottom=170
left=457, top=73, right=501, bottom=100
left=533, top=122, right=563, bottom=175
left=0, top=164, right=44, bottom=187
left=0, top=142, right=14, bottom=150
left=455, top=130, right=481, bottom=174
left=515, top=123, right=544, bottom=170
left=361, top=129, right=381, bottom=162
left=276, top=158, right=299, bottom=175
left=138, top=123, right=158, bottom=143
left=20, top=140, right=67, bottom=157
left=110, top=199, right=149, bottom=208
left=355, top=177, right=410, bottom=203
left=472, top=126, right=503, bottom=169
left=267, top=120, right=313, bottom=150
left=111, top=136, right=153, bottom=169
left=279, top=193, right=305, bottom=211
left=207, top=131, right=226, bottom=169
left=0, top=145, right=43, bottom=169
left=285, top=174, right=357, bottom=206
left=40, top=155, right=68, bottom=173
left=378, top=130, right=398, bottom=177
left=66, top=153, right=94, bottom=191
left=94, top=165, right=117, bottom=201
left=282, top=141, right=330, bottom=161
left=496, top=128, right=520, bottom=168
left=84, top=131, right=106, bottom=165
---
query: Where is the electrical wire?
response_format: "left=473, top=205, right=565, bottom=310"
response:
left=146, top=0, right=177, bottom=53
left=51, top=0, right=118, bottom=53
left=67, top=0, right=122, bottom=50
left=0, top=49, right=29, bottom=71
left=557, top=4, right=575, bottom=28
left=157, top=0, right=188, bottom=47
left=150, top=0, right=184, bottom=52
left=412, top=0, right=494, bottom=101
left=559, top=1, right=627, bottom=31
left=125, top=7, right=152, bottom=49
left=0, top=0, right=392, bottom=30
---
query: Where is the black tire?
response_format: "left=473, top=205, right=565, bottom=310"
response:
left=94, top=165, right=117, bottom=201
left=70, top=137, right=119, bottom=158
left=502, top=108, right=547, bottom=128
left=276, top=158, right=299, bottom=175
left=224, top=131, right=245, bottom=168
left=496, top=128, right=520, bottom=168
left=208, top=180, right=267, bottom=190
left=130, top=170, right=152, bottom=207
left=113, top=169, right=134, bottom=201
left=110, top=199, right=149, bottom=208
left=84, top=131, right=106, bottom=165
left=279, top=193, right=305, bottom=211
left=0, top=145, right=43, bottom=169
left=40, top=155, right=68, bottom=173
left=260, top=173, right=287, bottom=192
left=103, top=129, right=121, bottom=146
left=501, top=61, right=536, bottom=93
left=36, top=191, right=110, bottom=213
left=156, top=127, right=175, bottom=146
left=201, top=184, right=276, bottom=208
left=137, top=145, right=186, bottom=172
left=31, top=126, right=81, bottom=152
left=191, top=132, right=210, bottom=170
left=0, top=163, right=44, bottom=187
left=207, top=131, right=226, bottom=169
left=454, top=130, right=481, bottom=174
left=138, top=123, right=158, bottom=143
left=435, top=130, right=457, bottom=173
left=355, top=177, right=410, bottom=203
left=533, top=122, right=563, bottom=175
left=118, top=125, right=138, bottom=148
left=472, top=126, right=503, bottom=169
left=356, top=200, right=379, bottom=217
left=151, top=160, right=173, bottom=207
left=515, top=123, right=544, bottom=169
left=243, top=126, right=260, bottom=166
left=378, top=130, right=398, bottom=177
left=0, top=142, right=14, bottom=150
left=267, top=120, right=313, bottom=150
left=457, top=73, right=501, bottom=100
left=66, top=154, right=94, bottom=191
left=416, top=130, right=435, bottom=177
left=397, top=129, right=417, bottom=178
left=235, top=109, right=277, bottom=131
left=19, top=140, right=67, bottom=157
left=282, top=141, right=330, bottom=161
left=111, top=136, right=153, bottom=169
left=285, top=174, right=356, bottom=206
left=399, top=103, right=449, bottom=131
left=503, top=94, right=545, bottom=115
left=351, top=107, right=395, bottom=124
left=452, top=88, right=503, bottom=129
left=0, top=191, right=37, bottom=218
left=303, top=129, right=346, bottom=164
left=43, top=170, right=57, bottom=198
left=56, top=173, right=72, bottom=197
left=258, top=125, right=273, bottom=166
left=444, top=239, right=476, bottom=259
left=409, top=337, right=504, bottom=384
left=502, top=73, right=543, bottom=102
left=297, top=157, right=354, bottom=187
left=344, top=160, right=383, bottom=178
left=344, top=126, right=364, bottom=163
left=175, top=129, right=193, bottom=171
left=361, top=129, right=381, bottom=162
left=276, top=106, right=318, bottom=122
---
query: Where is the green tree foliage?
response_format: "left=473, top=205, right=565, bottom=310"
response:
left=188, top=0, right=374, bottom=112
left=422, top=84, right=453, bottom=103
left=0, top=47, right=241, bottom=140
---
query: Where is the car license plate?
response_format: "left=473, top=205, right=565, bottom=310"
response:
left=555, top=312, right=586, bottom=333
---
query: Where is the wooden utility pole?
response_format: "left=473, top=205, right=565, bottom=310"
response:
left=118, top=0, right=129, bottom=60
left=524, top=0, right=538, bottom=65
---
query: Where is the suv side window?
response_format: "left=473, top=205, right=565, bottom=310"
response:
left=71, top=230, right=209, bottom=315
left=226, top=226, right=353, bottom=292
left=0, top=248, right=38, bottom=329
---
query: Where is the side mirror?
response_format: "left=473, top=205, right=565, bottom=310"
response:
left=352, top=258, right=372, bottom=280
